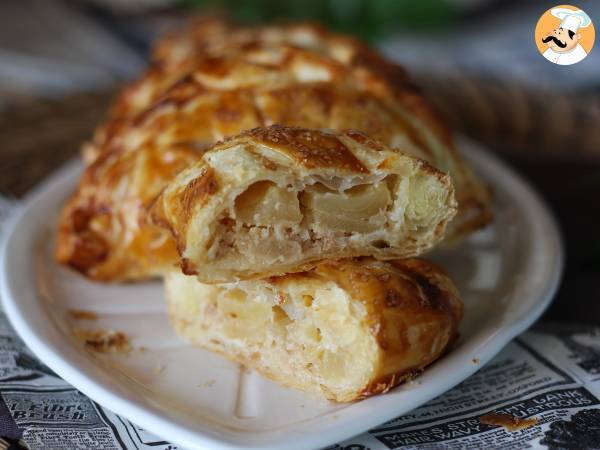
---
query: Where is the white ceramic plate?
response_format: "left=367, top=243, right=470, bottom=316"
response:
left=0, top=138, right=563, bottom=450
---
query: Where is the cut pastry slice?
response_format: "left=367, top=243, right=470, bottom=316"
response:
left=152, top=126, right=457, bottom=283
left=165, top=257, right=463, bottom=402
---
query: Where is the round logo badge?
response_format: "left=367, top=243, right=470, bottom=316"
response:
left=535, top=4, right=595, bottom=65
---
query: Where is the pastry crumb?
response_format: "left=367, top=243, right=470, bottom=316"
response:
left=138, top=346, right=148, bottom=353
left=74, top=329, right=131, bottom=354
left=479, top=412, right=538, bottom=431
left=68, top=309, right=99, bottom=320
left=154, top=365, right=166, bottom=374
left=472, top=358, right=480, bottom=364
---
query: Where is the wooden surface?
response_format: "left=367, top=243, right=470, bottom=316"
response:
left=0, top=89, right=598, bottom=325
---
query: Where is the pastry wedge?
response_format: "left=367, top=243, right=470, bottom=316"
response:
left=165, top=257, right=463, bottom=402
left=152, top=126, right=456, bottom=283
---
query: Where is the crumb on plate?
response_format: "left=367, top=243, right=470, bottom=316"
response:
left=74, top=328, right=131, bottom=354
left=68, top=309, right=99, bottom=320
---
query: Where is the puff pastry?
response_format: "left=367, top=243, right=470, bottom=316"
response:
left=165, top=257, right=463, bottom=402
left=115, top=19, right=492, bottom=237
left=152, top=126, right=456, bottom=282
left=56, top=19, right=489, bottom=281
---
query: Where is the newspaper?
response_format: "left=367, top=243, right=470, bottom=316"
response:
left=330, top=326, right=600, bottom=450
left=1, top=202, right=600, bottom=450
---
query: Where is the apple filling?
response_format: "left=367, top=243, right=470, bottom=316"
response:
left=167, top=270, right=374, bottom=393
left=234, top=180, right=302, bottom=227
left=301, top=181, right=391, bottom=233
left=200, top=173, right=446, bottom=280
left=233, top=179, right=392, bottom=231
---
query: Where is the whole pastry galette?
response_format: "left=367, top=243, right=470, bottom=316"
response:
left=55, top=19, right=489, bottom=402
left=56, top=19, right=491, bottom=282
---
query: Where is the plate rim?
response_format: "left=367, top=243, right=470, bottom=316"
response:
left=0, top=137, right=564, bottom=450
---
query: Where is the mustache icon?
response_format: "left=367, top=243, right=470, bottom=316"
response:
left=542, top=35, right=567, bottom=48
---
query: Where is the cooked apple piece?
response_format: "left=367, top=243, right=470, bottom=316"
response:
left=301, top=181, right=391, bottom=233
left=303, top=181, right=391, bottom=219
left=234, top=181, right=302, bottom=226
left=406, top=175, right=452, bottom=227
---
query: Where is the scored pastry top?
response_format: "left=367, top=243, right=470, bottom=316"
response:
left=113, top=18, right=426, bottom=122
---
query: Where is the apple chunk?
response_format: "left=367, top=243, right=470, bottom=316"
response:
left=234, top=181, right=302, bottom=226
left=300, top=182, right=391, bottom=233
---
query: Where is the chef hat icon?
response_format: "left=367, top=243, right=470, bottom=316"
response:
left=551, top=7, right=592, bottom=33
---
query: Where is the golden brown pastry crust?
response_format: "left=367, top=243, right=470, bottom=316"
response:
left=108, top=19, right=423, bottom=123
left=166, top=257, right=463, bottom=402
left=153, top=125, right=457, bottom=283
left=56, top=19, right=490, bottom=281
left=55, top=145, right=201, bottom=280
